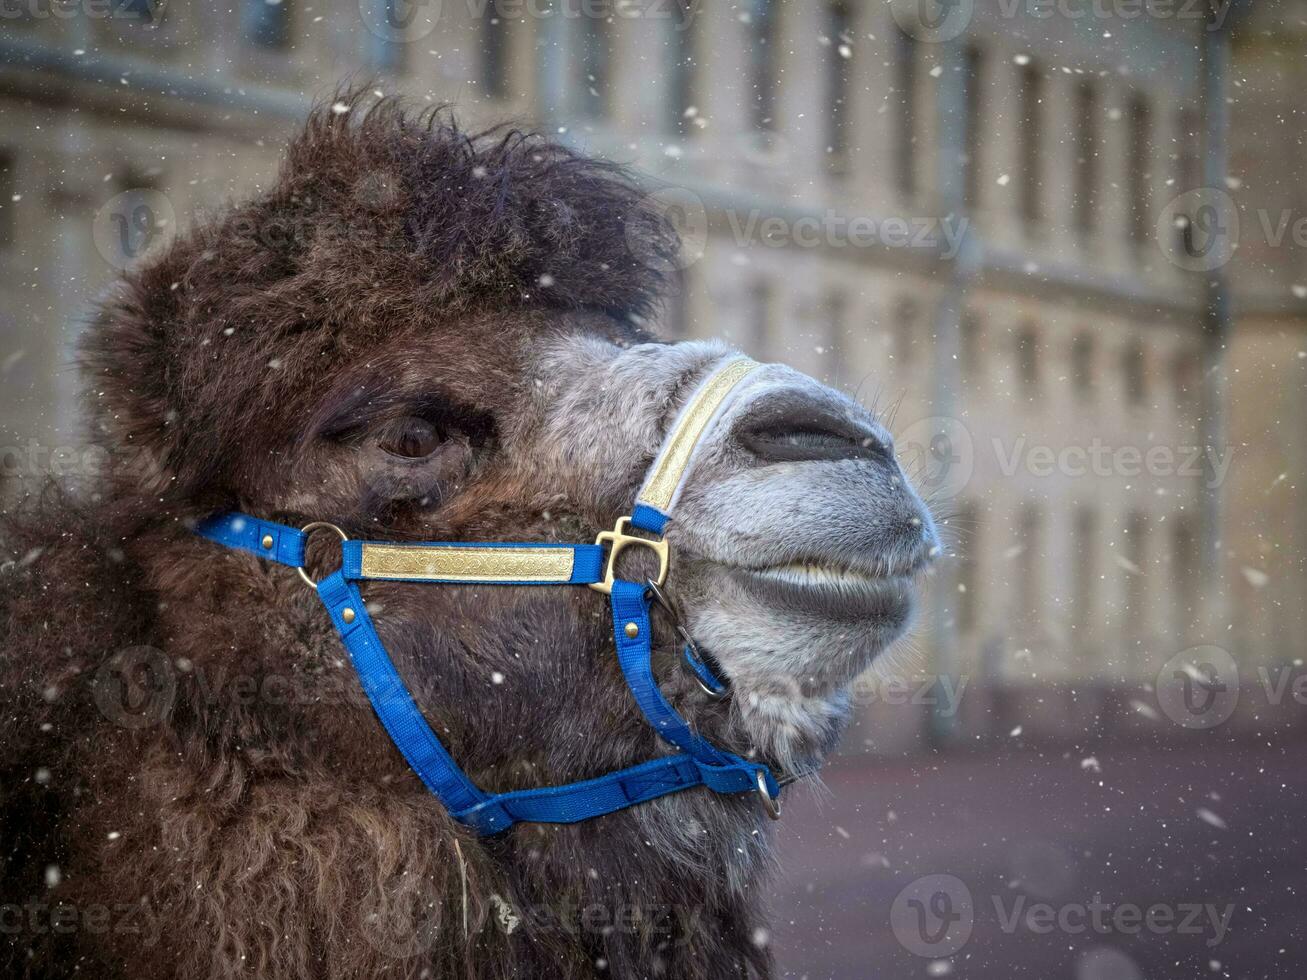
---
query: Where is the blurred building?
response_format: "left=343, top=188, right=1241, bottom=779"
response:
left=0, top=0, right=1303, bottom=744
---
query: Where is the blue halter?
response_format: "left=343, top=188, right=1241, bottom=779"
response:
left=194, top=357, right=782, bottom=834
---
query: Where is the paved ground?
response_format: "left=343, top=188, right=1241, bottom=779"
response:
left=769, top=736, right=1307, bottom=979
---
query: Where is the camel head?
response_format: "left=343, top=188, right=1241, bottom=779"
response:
left=85, top=94, right=937, bottom=822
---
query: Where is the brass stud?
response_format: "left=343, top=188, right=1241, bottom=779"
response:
left=261, top=534, right=274, bottom=550
left=342, top=607, right=356, bottom=624
left=624, top=622, right=640, bottom=638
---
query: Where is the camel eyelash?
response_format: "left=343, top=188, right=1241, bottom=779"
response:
left=320, top=394, right=497, bottom=451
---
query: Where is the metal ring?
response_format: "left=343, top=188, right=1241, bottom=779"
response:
left=296, top=522, right=349, bottom=589
left=756, top=770, right=781, bottom=821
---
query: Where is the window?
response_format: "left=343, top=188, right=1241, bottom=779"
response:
left=1071, top=332, right=1093, bottom=400
left=825, top=3, right=852, bottom=175
left=957, top=501, right=979, bottom=632
left=0, top=152, right=14, bottom=250
left=1122, top=339, right=1146, bottom=406
left=1175, top=108, right=1200, bottom=255
left=1124, top=510, right=1148, bottom=638
left=960, top=310, right=981, bottom=382
left=373, top=0, right=409, bottom=71
left=750, top=278, right=775, bottom=360
left=962, top=44, right=983, bottom=209
left=119, top=0, right=164, bottom=20
left=578, top=10, right=611, bottom=119
left=1018, top=62, right=1043, bottom=227
left=1073, top=506, right=1097, bottom=643
left=668, top=13, right=698, bottom=135
left=481, top=13, right=510, bottom=100
left=1016, top=323, right=1039, bottom=397
left=1176, top=108, right=1199, bottom=193
left=664, top=270, right=691, bottom=339
left=894, top=296, right=919, bottom=369
left=1074, top=81, right=1098, bottom=240
left=242, top=0, right=290, bottom=48
left=1172, top=513, right=1199, bottom=630
left=1017, top=503, right=1042, bottom=632
left=1128, top=94, right=1152, bottom=246
left=892, top=27, right=917, bottom=198
left=1171, top=349, right=1199, bottom=410
left=824, top=289, right=846, bottom=366
left=747, top=0, right=779, bottom=132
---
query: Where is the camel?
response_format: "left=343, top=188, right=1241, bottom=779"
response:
left=0, top=93, right=937, bottom=979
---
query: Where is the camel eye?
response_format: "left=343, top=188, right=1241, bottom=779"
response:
left=378, top=418, right=444, bottom=459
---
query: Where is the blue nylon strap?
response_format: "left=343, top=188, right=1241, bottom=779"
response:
left=196, top=513, right=777, bottom=834
left=609, top=579, right=778, bottom=795
left=314, top=571, right=489, bottom=816
left=194, top=513, right=305, bottom=568
left=452, top=753, right=763, bottom=833
left=340, top=540, right=605, bottom=585
left=629, top=503, right=669, bottom=535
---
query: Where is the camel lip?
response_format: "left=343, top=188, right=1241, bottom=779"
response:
left=726, top=562, right=918, bottom=624
left=723, top=547, right=934, bottom=583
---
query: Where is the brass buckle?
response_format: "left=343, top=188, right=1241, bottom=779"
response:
left=588, top=516, right=669, bottom=596
left=297, top=521, right=349, bottom=589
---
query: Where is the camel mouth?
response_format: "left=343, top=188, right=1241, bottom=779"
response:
left=725, top=561, right=919, bottom=625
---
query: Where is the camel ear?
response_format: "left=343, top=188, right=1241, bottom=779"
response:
left=82, top=246, right=211, bottom=502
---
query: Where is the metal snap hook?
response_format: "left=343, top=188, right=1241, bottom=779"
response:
left=756, top=770, right=781, bottom=821
left=646, top=579, right=729, bottom=699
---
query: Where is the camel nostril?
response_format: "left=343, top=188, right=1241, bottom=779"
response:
left=738, top=403, right=891, bottom=467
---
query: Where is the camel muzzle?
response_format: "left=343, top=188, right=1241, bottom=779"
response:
left=194, top=355, right=791, bottom=834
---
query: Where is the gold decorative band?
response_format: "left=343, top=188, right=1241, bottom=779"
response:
left=638, top=357, right=761, bottom=513
left=359, top=544, right=576, bottom=582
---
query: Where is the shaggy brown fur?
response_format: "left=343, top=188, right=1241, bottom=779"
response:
left=0, top=93, right=775, bottom=979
